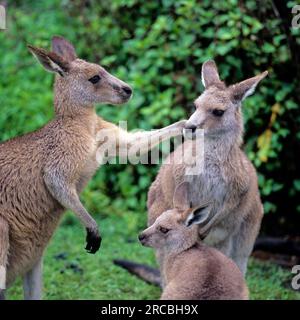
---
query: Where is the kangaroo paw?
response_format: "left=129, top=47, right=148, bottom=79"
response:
left=85, top=228, right=102, bottom=254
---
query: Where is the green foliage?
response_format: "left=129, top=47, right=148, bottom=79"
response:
left=0, top=1, right=299, bottom=230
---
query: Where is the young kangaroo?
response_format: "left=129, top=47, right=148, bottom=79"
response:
left=138, top=182, right=248, bottom=300
left=0, top=36, right=186, bottom=300
left=115, top=61, right=267, bottom=285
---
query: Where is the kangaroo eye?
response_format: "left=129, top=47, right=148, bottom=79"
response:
left=159, top=227, right=170, bottom=234
left=212, top=109, right=225, bottom=117
left=88, top=75, right=101, bottom=84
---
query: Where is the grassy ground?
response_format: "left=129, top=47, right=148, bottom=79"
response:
left=7, top=211, right=300, bottom=300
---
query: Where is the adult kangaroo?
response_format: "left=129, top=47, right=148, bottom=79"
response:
left=115, top=60, right=267, bottom=286
left=0, top=36, right=186, bottom=299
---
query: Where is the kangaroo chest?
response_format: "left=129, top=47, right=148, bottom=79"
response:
left=76, top=139, right=100, bottom=192
left=176, top=157, right=231, bottom=249
left=185, top=155, right=228, bottom=207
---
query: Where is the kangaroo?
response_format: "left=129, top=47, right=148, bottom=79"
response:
left=114, top=60, right=267, bottom=286
left=0, top=36, right=186, bottom=300
left=136, top=182, right=248, bottom=300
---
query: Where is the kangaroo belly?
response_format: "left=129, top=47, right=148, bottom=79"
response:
left=185, top=152, right=228, bottom=205
left=166, top=141, right=228, bottom=206
left=6, top=206, right=64, bottom=287
left=204, top=226, right=228, bottom=246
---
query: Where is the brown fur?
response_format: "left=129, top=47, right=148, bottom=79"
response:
left=160, top=243, right=248, bottom=300
left=0, top=37, right=186, bottom=299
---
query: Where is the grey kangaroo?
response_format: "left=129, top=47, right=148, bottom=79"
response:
left=0, top=36, right=186, bottom=300
left=115, top=60, right=267, bottom=286
left=137, top=182, right=248, bottom=300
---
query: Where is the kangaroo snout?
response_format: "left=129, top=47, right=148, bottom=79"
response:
left=183, top=123, right=200, bottom=140
left=121, top=86, right=132, bottom=96
left=115, top=84, right=133, bottom=103
left=185, top=124, right=197, bottom=132
left=183, top=108, right=205, bottom=140
left=138, top=232, right=147, bottom=245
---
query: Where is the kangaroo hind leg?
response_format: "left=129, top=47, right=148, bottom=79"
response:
left=23, top=257, right=43, bottom=300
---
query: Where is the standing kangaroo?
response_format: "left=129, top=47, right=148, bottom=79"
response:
left=0, top=36, right=186, bottom=300
left=115, top=61, right=267, bottom=285
left=135, top=182, right=248, bottom=300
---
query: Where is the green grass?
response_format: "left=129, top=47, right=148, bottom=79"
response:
left=7, top=211, right=300, bottom=300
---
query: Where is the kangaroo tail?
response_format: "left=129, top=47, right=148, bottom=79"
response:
left=113, top=259, right=161, bottom=288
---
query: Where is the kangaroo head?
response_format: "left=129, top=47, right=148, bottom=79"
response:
left=28, top=36, right=132, bottom=114
left=139, top=182, right=211, bottom=252
left=184, top=60, right=268, bottom=140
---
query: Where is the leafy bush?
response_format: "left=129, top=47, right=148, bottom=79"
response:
left=1, top=0, right=299, bottom=234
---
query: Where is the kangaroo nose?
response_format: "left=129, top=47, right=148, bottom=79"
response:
left=122, top=86, right=132, bottom=96
left=185, top=124, right=197, bottom=133
left=138, top=233, right=146, bottom=242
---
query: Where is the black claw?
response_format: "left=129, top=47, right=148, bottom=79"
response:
left=85, top=228, right=102, bottom=254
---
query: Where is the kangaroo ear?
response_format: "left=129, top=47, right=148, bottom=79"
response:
left=52, top=36, right=77, bottom=62
left=230, top=71, right=268, bottom=102
left=173, top=182, right=190, bottom=211
left=185, top=205, right=211, bottom=227
left=28, top=45, right=69, bottom=76
left=201, top=60, right=221, bottom=88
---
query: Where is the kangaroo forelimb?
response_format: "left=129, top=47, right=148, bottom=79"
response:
left=43, top=171, right=101, bottom=253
